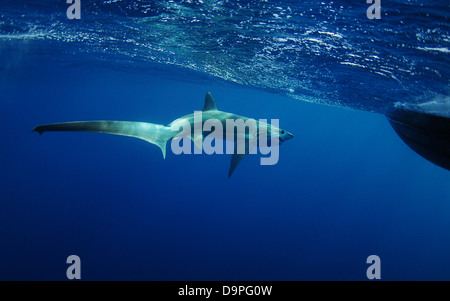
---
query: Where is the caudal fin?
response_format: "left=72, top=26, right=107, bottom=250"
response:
left=32, top=120, right=176, bottom=158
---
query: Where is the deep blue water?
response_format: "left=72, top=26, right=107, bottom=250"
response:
left=1, top=0, right=450, bottom=280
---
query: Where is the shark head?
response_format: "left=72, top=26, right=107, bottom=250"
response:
left=278, top=128, right=294, bottom=144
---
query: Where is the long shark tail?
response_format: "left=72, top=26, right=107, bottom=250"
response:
left=32, top=121, right=177, bottom=158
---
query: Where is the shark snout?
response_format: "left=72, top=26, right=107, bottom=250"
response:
left=279, top=130, right=294, bottom=143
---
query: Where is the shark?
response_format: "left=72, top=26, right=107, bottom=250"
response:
left=32, top=92, right=294, bottom=177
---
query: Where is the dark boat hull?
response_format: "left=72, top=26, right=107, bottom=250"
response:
left=387, top=109, right=450, bottom=171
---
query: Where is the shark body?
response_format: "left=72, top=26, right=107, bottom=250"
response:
left=33, top=92, right=294, bottom=177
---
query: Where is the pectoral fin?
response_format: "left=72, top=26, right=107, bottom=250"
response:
left=229, top=153, right=247, bottom=178
left=228, top=138, right=257, bottom=178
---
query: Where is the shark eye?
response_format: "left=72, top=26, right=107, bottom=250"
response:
left=280, top=130, right=285, bottom=135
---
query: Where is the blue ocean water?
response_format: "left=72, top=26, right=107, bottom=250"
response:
left=1, top=0, right=449, bottom=280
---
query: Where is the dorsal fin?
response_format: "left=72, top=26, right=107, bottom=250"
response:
left=202, top=92, right=217, bottom=111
